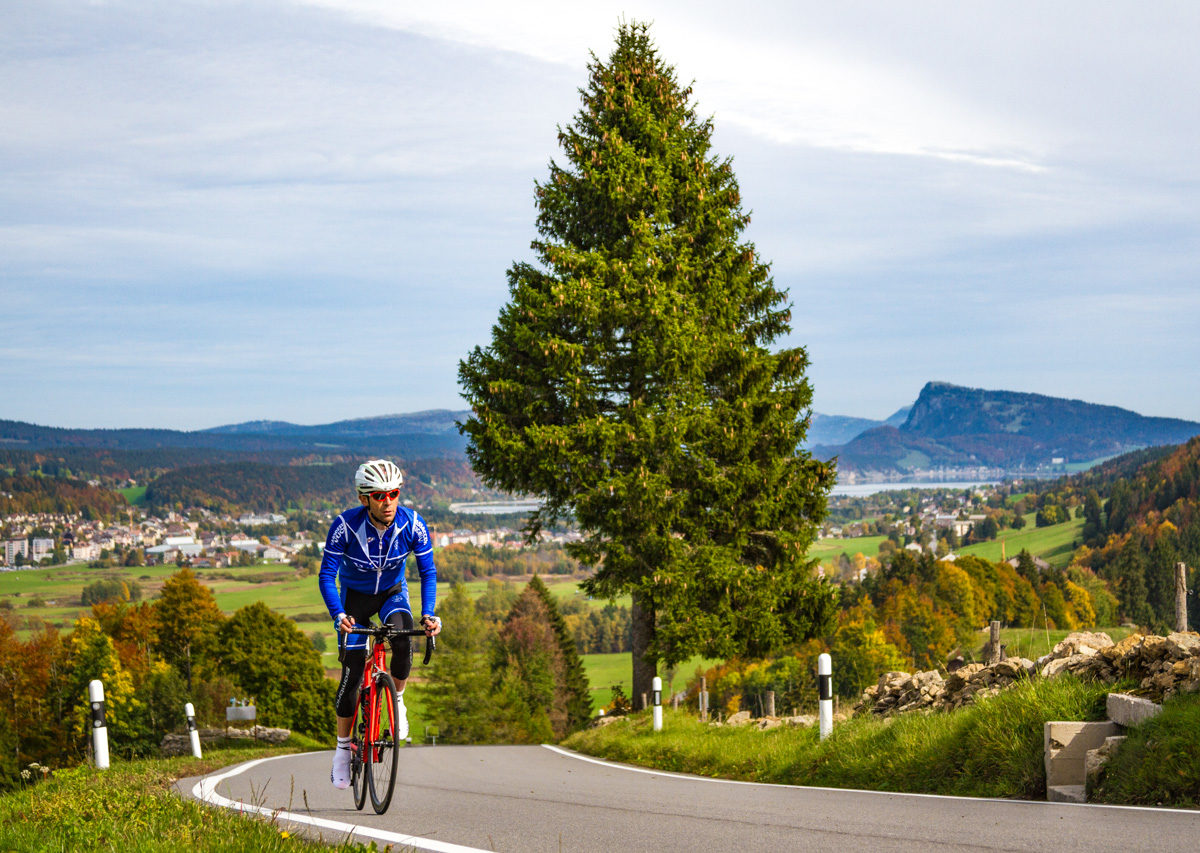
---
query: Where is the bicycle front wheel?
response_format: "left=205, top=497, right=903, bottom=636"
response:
left=351, top=696, right=368, bottom=811
left=365, top=672, right=399, bottom=814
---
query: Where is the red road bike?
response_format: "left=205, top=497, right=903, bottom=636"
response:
left=345, top=623, right=436, bottom=813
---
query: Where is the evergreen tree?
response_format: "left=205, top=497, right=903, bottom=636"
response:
left=1146, top=531, right=1180, bottom=628
left=422, top=584, right=498, bottom=743
left=458, top=21, right=836, bottom=704
left=1114, top=546, right=1153, bottom=626
left=1082, top=488, right=1105, bottom=546
left=526, top=575, right=593, bottom=731
left=491, top=587, right=565, bottom=742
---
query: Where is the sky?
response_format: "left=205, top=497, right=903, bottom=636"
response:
left=2, top=0, right=1198, bottom=430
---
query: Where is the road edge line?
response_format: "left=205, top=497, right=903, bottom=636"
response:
left=541, top=744, right=1200, bottom=814
left=189, top=752, right=489, bottom=853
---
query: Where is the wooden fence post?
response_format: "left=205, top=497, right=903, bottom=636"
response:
left=988, top=621, right=1002, bottom=665
left=1176, top=562, right=1188, bottom=633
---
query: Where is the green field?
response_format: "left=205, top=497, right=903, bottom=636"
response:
left=582, top=651, right=718, bottom=710
left=117, top=485, right=148, bottom=505
left=809, top=514, right=1084, bottom=571
left=959, top=516, right=1084, bottom=568
left=810, top=535, right=886, bottom=565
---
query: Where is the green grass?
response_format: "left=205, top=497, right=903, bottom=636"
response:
left=959, top=515, right=1084, bottom=568
left=565, top=675, right=1119, bottom=800
left=1091, top=691, right=1200, bottom=807
left=118, top=485, right=148, bottom=506
left=810, top=536, right=886, bottom=564
left=0, top=745, right=371, bottom=852
left=582, top=652, right=719, bottom=710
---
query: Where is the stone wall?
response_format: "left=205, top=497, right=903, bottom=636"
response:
left=855, top=630, right=1200, bottom=717
left=160, top=726, right=292, bottom=756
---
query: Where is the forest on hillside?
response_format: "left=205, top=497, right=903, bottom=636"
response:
left=1019, top=437, right=1200, bottom=630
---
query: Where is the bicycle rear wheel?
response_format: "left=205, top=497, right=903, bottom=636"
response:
left=351, top=696, right=368, bottom=810
left=366, top=672, right=399, bottom=814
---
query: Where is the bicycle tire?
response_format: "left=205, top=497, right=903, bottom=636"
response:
left=351, top=696, right=368, bottom=811
left=366, top=671, right=399, bottom=814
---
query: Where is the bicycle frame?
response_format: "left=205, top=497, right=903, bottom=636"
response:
left=346, top=623, right=436, bottom=812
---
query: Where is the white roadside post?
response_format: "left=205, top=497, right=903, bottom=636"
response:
left=88, top=679, right=110, bottom=769
left=185, top=702, right=202, bottom=758
left=652, top=676, right=663, bottom=732
left=818, top=653, right=833, bottom=741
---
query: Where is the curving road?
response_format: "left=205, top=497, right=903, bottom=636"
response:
left=178, top=745, right=1200, bottom=852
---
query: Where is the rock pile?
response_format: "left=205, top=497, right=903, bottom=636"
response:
left=160, top=725, right=291, bottom=756
left=856, top=656, right=1036, bottom=717
left=720, top=710, right=819, bottom=730
left=1039, top=631, right=1200, bottom=701
left=855, top=630, right=1200, bottom=717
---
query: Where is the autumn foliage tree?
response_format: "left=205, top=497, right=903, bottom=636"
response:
left=459, top=21, right=835, bottom=705
left=151, top=568, right=224, bottom=689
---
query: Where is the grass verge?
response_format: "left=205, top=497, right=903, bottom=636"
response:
left=1090, top=691, right=1200, bottom=808
left=0, top=744, right=368, bottom=852
left=565, top=675, right=1118, bottom=800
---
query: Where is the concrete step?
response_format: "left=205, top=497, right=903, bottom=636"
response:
left=1045, top=720, right=1120, bottom=792
left=1047, top=784, right=1087, bottom=804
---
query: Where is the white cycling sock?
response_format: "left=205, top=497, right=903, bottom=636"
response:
left=336, top=735, right=351, bottom=750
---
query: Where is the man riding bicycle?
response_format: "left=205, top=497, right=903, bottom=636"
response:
left=319, top=458, right=441, bottom=789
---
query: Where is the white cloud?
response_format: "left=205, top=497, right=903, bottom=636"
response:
left=298, top=0, right=1050, bottom=170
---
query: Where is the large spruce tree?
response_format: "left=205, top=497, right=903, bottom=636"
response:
left=459, top=22, right=836, bottom=705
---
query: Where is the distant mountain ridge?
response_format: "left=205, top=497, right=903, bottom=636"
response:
left=806, top=407, right=910, bottom=447
left=203, top=410, right=467, bottom=437
left=0, top=410, right=470, bottom=457
left=813, top=382, right=1200, bottom=479
left=5, top=386, right=1197, bottom=484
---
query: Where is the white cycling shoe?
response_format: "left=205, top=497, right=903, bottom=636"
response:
left=330, top=744, right=352, bottom=789
left=396, top=692, right=409, bottom=742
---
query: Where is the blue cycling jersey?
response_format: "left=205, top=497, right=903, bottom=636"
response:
left=318, top=504, right=437, bottom=624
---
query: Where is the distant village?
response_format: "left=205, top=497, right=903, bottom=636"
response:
left=0, top=503, right=582, bottom=570
left=2, top=481, right=1013, bottom=572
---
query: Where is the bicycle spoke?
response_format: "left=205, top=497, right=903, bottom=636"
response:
left=366, top=673, right=399, bottom=813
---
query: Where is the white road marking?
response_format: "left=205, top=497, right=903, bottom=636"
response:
left=189, top=753, right=490, bottom=853
left=540, top=744, right=1200, bottom=814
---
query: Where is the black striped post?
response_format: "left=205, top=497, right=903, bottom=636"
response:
left=185, top=702, right=202, bottom=757
left=818, top=653, right=832, bottom=740
left=89, top=680, right=109, bottom=769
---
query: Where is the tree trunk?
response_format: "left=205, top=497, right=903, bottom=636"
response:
left=630, top=591, right=655, bottom=710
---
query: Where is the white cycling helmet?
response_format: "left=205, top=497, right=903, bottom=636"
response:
left=354, top=459, right=403, bottom=494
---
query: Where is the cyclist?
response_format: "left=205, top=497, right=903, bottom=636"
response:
left=319, top=458, right=441, bottom=789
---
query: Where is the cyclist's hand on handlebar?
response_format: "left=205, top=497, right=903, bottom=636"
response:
left=422, top=615, right=442, bottom=637
left=337, top=613, right=355, bottom=634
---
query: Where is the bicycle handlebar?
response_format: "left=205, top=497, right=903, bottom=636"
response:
left=347, top=624, right=438, bottom=665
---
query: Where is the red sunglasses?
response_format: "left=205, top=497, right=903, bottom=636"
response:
left=368, top=489, right=400, bottom=502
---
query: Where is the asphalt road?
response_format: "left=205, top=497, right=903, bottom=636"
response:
left=177, top=745, right=1200, bottom=852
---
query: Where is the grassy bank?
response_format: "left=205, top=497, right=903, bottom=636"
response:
left=0, top=745, right=369, bottom=852
left=566, top=676, right=1143, bottom=801
left=1090, top=691, right=1200, bottom=807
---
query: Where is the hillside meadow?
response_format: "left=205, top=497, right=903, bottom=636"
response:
left=811, top=511, right=1084, bottom=573
left=0, top=561, right=644, bottom=735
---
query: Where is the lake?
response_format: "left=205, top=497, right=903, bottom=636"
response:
left=451, top=481, right=997, bottom=513
left=832, top=481, right=995, bottom=497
